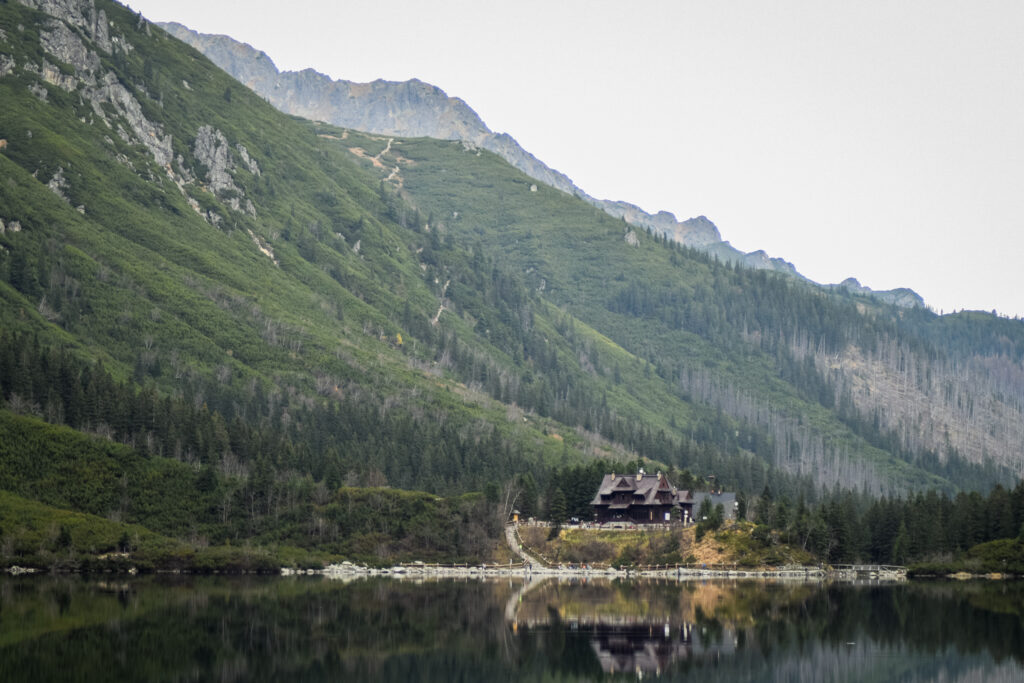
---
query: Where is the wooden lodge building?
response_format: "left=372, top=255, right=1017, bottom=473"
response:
left=591, top=470, right=688, bottom=524
left=590, top=470, right=737, bottom=525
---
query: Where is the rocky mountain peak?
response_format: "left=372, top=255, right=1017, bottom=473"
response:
left=830, top=278, right=926, bottom=308
left=679, top=215, right=722, bottom=246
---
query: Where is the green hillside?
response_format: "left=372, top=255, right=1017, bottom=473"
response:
left=323, top=128, right=1021, bottom=493
left=1, top=0, right=1022, bottom=569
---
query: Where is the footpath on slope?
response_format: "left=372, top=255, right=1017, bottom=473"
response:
left=505, top=523, right=543, bottom=568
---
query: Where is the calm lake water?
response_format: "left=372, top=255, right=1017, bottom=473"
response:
left=1, top=575, right=1022, bottom=682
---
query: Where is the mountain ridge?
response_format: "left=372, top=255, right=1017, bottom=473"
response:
left=158, top=21, right=922, bottom=309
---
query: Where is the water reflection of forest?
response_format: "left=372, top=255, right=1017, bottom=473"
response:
left=2, top=577, right=1023, bottom=682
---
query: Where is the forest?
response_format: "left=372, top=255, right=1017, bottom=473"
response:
left=748, top=482, right=1024, bottom=571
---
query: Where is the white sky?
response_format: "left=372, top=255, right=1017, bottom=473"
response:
left=129, top=0, right=1024, bottom=317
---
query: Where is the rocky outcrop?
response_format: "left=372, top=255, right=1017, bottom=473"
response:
left=40, top=19, right=101, bottom=71
left=602, top=205, right=723, bottom=248
left=247, top=228, right=277, bottom=265
left=236, top=144, right=260, bottom=176
left=13, top=0, right=261, bottom=228
left=728, top=247, right=800, bottom=276
left=18, top=0, right=110, bottom=52
left=17, top=0, right=173, bottom=170
left=827, top=278, right=926, bottom=308
left=39, top=60, right=79, bottom=91
left=192, top=126, right=257, bottom=216
left=194, top=126, right=238, bottom=195
left=28, top=81, right=48, bottom=101
left=0, top=55, right=15, bottom=78
left=0, top=219, right=24, bottom=234
left=480, top=130, right=579, bottom=196
left=46, top=166, right=69, bottom=201
left=91, top=72, right=174, bottom=166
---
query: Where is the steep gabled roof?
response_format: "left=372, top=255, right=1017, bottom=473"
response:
left=591, top=472, right=685, bottom=507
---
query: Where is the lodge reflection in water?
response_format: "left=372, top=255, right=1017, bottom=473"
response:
left=508, top=578, right=740, bottom=676
left=587, top=621, right=735, bottom=676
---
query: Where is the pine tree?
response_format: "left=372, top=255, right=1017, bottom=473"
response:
left=891, top=521, right=910, bottom=565
left=547, top=487, right=567, bottom=524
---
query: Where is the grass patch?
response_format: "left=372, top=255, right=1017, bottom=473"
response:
left=518, top=522, right=815, bottom=569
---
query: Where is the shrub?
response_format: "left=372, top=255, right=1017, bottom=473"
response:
left=613, top=543, right=642, bottom=568
left=752, top=524, right=772, bottom=546
left=566, top=540, right=614, bottom=564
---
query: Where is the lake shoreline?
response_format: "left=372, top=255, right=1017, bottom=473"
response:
left=286, top=561, right=914, bottom=582
left=10, top=561, right=1024, bottom=582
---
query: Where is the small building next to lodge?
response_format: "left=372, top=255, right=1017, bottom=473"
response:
left=688, top=491, right=738, bottom=522
left=590, top=470, right=736, bottom=525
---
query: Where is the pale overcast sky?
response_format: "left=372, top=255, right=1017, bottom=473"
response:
left=130, top=0, right=1024, bottom=318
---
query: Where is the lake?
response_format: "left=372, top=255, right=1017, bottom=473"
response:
left=1, top=575, right=1022, bottom=681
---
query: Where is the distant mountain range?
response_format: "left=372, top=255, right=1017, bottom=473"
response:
left=159, top=21, right=923, bottom=309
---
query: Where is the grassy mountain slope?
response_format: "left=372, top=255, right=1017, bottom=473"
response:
left=322, top=128, right=1024, bottom=492
left=0, top=0, right=573, bottom=475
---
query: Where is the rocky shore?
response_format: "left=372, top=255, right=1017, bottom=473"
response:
left=282, top=561, right=839, bottom=581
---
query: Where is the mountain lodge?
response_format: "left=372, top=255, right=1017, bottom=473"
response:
left=590, top=471, right=737, bottom=524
